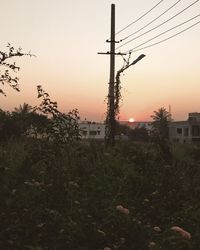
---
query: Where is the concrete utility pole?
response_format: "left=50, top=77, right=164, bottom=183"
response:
left=98, top=4, right=145, bottom=146
left=98, top=4, right=125, bottom=146
left=108, top=3, right=116, bottom=146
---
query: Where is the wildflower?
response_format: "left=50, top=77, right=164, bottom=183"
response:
left=148, top=241, right=156, bottom=247
left=116, top=205, right=130, bottom=215
left=24, top=181, right=33, bottom=186
left=120, top=237, right=125, bottom=244
left=69, top=181, right=79, bottom=188
left=46, top=183, right=53, bottom=187
left=171, top=226, right=191, bottom=239
left=97, top=229, right=106, bottom=236
left=34, top=181, right=41, bottom=187
left=151, top=190, right=158, bottom=195
left=12, top=189, right=16, bottom=195
left=113, top=244, right=119, bottom=249
left=153, top=226, right=162, bottom=232
left=37, top=223, right=45, bottom=228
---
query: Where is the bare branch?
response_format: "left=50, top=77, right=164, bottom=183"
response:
left=0, top=44, right=34, bottom=96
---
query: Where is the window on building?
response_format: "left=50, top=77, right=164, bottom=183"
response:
left=82, top=130, right=87, bottom=136
left=192, top=138, right=200, bottom=142
left=89, top=131, right=97, bottom=136
left=97, top=131, right=100, bottom=135
left=192, top=126, right=200, bottom=136
left=177, top=128, right=182, bottom=134
left=184, top=128, right=189, bottom=136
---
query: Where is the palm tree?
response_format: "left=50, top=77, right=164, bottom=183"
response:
left=151, top=107, right=170, bottom=140
left=12, top=103, right=35, bottom=136
left=14, top=103, right=33, bottom=115
left=13, top=103, right=49, bottom=137
left=151, top=107, right=172, bottom=163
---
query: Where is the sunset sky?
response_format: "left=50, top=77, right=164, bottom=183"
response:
left=1, top=0, right=200, bottom=122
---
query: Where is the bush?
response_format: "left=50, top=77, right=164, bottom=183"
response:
left=0, top=140, right=199, bottom=249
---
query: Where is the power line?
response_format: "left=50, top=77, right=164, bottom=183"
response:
left=117, top=0, right=199, bottom=50
left=126, top=14, right=200, bottom=52
left=120, top=0, right=182, bottom=42
left=115, top=0, right=165, bottom=36
left=125, top=17, right=200, bottom=53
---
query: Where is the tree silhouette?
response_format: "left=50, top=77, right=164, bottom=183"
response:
left=36, top=85, right=81, bottom=143
left=14, top=103, right=33, bottom=114
left=0, top=43, right=34, bottom=96
left=151, top=107, right=172, bottom=162
left=151, top=107, right=170, bottom=139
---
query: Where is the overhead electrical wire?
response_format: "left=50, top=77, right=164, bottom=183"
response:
left=117, top=0, right=199, bottom=50
left=126, top=20, right=200, bottom=53
left=115, top=0, right=165, bottom=36
left=120, top=0, right=182, bottom=42
left=124, top=14, right=200, bottom=54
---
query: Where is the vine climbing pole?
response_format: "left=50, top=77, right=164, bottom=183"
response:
left=98, top=4, right=145, bottom=146
left=98, top=4, right=125, bottom=146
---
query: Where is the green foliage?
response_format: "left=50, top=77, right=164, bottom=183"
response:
left=151, top=107, right=170, bottom=140
left=115, top=123, right=149, bottom=142
left=36, top=85, right=81, bottom=143
left=129, top=127, right=149, bottom=142
left=0, top=85, right=81, bottom=144
left=115, top=122, right=131, bottom=136
left=0, top=104, right=48, bottom=140
left=0, top=139, right=199, bottom=249
left=151, top=107, right=172, bottom=163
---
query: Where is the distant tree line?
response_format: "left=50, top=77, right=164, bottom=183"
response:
left=0, top=44, right=81, bottom=144
left=0, top=103, right=48, bottom=140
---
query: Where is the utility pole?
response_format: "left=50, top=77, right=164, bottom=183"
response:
left=108, top=3, right=115, bottom=146
left=98, top=4, right=145, bottom=146
left=98, top=4, right=125, bottom=146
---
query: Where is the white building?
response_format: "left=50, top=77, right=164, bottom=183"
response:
left=169, top=113, right=200, bottom=143
left=79, top=121, right=105, bottom=140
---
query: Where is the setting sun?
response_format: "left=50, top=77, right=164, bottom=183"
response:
left=129, top=118, right=135, bottom=123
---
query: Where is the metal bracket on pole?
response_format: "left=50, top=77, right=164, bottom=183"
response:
left=98, top=52, right=126, bottom=55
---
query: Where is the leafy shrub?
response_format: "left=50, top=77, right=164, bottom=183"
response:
left=0, top=140, right=199, bottom=249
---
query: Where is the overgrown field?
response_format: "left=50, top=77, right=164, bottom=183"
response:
left=1, top=138, right=200, bottom=250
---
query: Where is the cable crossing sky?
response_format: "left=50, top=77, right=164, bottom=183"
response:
left=125, top=18, right=200, bottom=54
left=117, top=0, right=199, bottom=50
left=114, top=0, right=165, bottom=36
left=119, top=0, right=182, bottom=42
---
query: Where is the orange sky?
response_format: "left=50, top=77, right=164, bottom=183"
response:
left=1, top=0, right=200, bottom=122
